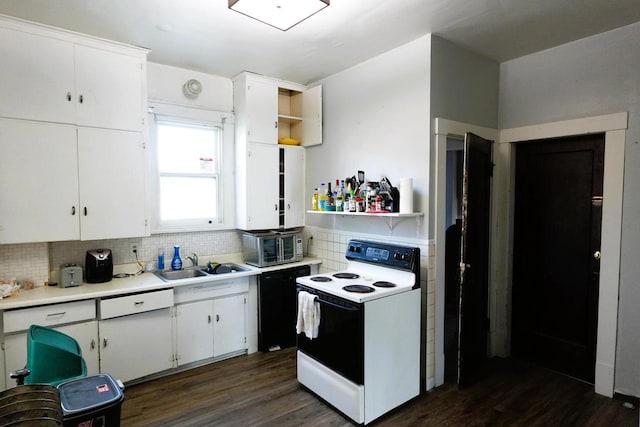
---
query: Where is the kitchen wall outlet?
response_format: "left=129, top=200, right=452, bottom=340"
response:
left=130, top=243, right=138, bottom=254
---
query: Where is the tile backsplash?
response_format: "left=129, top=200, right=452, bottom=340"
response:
left=0, top=230, right=244, bottom=286
left=0, top=242, right=49, bottom=285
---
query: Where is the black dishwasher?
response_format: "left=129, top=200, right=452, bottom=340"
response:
left=258, top=265, right=311, bottom=352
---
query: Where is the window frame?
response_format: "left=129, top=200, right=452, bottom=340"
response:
left=148, top=101, right=235, bottom=233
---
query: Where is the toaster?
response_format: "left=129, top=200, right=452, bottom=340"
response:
left=85, top=249, right=113, bottom=283
left=60, top=264, right=83, bottom=288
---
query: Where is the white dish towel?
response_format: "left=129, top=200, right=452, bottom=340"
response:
left=296, top=291, right=320, bottom=339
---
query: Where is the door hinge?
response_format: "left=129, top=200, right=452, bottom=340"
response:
left=489, top=162, right=495, bottom=177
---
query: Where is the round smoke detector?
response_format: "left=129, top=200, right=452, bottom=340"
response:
left=183, top=79, right=202, bottom=98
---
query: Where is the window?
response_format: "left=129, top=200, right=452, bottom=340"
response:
left=149, top=102, right=235, bottom=232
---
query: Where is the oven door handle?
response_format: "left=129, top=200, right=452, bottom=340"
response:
left=315, top=298, right=360, bottom=312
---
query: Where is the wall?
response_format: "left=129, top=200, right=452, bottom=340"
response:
left=306, top=34, right=431, bottom=240
left=147, top=62, right=233, bottom=112
left=499, top=22, right=640, bottom=397
left=303, top=35, right=438, bottom=386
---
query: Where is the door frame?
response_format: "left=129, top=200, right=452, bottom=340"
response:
left=434, top=119, right=498, bottom=390
left=434, top=112, right=626, bottom=398
left=501, top=112, right=626, bottom=397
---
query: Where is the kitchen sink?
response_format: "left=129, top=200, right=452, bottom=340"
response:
left=200, top=263, right=249, bottom=275
left=156, top=268, right=208, bottom=281
left=156, top=263, right=249, bottom=281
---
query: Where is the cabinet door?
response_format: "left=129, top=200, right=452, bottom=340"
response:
left=301, top=85, right=323, bottom=147
left=213, top=295, right=246, bottom=357
left=4, top=333, right=26, bottom=389
left=3, top=321, right=98, bottom=389
left=0, top=119, right=80, bottom=243
left=176, top=301, right=214, bottom=366
left=245, top=78, right=278, bottom=144
left=74, top=45, right=145, bottom=132
left=284, top=146, right=305, bottom=228
left=0, top=28, right=76, bottom=124
left=58, top=322, right=100, bottom=376
left=244, top=143, right=279, bottom=230
left=77, top=127, right=147, bottom=240
left=99, top=308, right=173, bottom=383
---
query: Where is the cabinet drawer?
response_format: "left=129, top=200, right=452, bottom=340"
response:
left=100, top=289, right=174, bottom=320
left=3, top=300, right=96, bottom=333
left=174, top=278, right=250, bottom=304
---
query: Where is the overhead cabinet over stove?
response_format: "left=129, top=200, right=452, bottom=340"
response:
left=0, top=15, right=149, bottom=244
left=233, top=72, right=321, bottom=230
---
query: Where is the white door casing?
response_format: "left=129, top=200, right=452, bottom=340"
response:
left=433, top=112, right=627, bottom=397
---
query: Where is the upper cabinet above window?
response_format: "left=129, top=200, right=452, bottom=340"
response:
left=0, top=20, right=147, bottom=132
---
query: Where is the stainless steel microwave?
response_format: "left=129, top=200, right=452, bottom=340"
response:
left=242, top=231, right=303, bottom=267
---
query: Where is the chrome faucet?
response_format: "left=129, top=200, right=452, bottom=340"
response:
left=186, top=253, right=198, bottom=267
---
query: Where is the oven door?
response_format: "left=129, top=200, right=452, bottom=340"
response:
left=296, top=286, right=364, bottom=385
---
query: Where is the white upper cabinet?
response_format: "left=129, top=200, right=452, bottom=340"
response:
left=244, top=76, right=279, bottom=144
left=0, top=119, right=80, bottom=243
left=284, top=146, right=305, bottom=229
left=0, top=19, right=147, bottom=132
left=236, top=142, right=280, bottom=230
left=74, top=44, right=145, bottom=131
left=0, top=28, right=76, bottom=124
left=77, top=127, right=147, bottom=240
left=0, top=119, right=148, bottom=243
left=300, top=85, right=322, bottom=147
left=0, top=16, right=149, bottom=243
left=233, top=72, right=322, bottom=147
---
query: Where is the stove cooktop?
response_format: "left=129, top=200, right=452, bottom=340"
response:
left=297, top=263, right=416, bottom=303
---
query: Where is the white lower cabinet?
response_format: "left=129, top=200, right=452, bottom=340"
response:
left=98, top=290, right=174, bottom=383
left=176, top=294, right=247, bottom=366
left=99, top=309, right=173, bottom=382
left=174, top=279, right=249, bottom=367
left=1, top=278, right=256, bottom=387
left=3, top=321, right=99, bottom=388
left=1, top=299, right=99, bottom=390
left=213, top=294, right=247, bottom=357
left=175, top=300, right=214, bottom=365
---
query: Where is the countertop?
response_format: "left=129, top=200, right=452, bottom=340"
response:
left=0, top=257, right=321, bottom=311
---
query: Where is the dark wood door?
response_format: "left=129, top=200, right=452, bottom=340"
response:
left=512, top=133, right=604, bottom=383
left=458, top=132, right=493, bottom=385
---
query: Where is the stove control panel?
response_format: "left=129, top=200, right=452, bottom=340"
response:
left=346, top=240, right=419, bottom=272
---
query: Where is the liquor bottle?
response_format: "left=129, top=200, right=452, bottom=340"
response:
left=326, top=181, right=334, bottom=210
left=336, top=179, right=344, bottom=212
left=312, top=188, right=319, bottom=211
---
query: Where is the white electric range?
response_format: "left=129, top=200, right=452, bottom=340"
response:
left=296, top=240, right=421, bottom=425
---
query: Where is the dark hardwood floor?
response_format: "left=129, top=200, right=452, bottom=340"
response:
left=121, top=348, right=638, bottom=426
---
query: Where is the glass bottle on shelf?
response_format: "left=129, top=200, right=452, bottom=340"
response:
left=326, top=181, right=334, bottom=210
left=335, top=179, right=344, bottom=212
left=312, top=188, right=319, bottom=211
left=319, top=183, right=327, bottom=210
